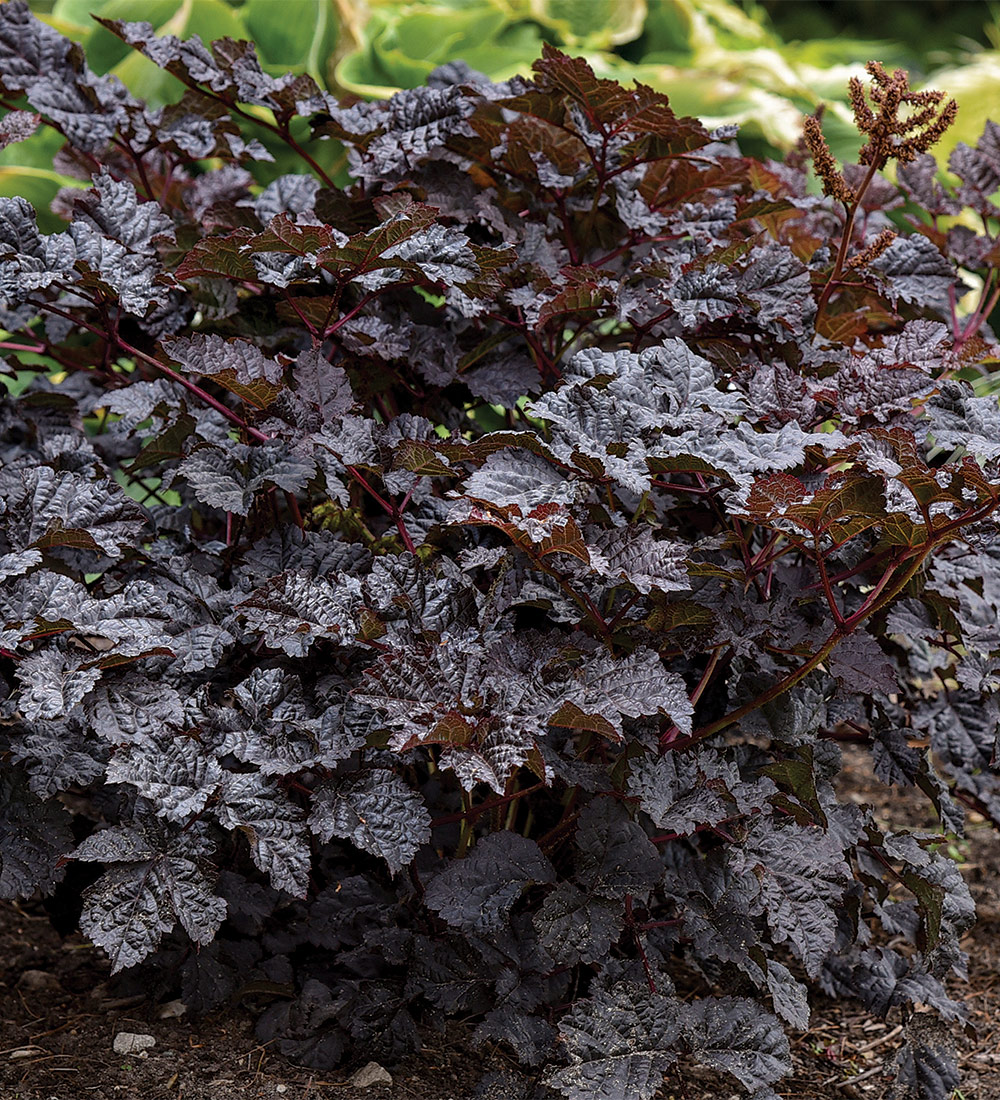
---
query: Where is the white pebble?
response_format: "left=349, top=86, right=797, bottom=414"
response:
left=348, top=1061, right=393, bottom=1088
left=113, top=1032, right=156, bottom=1055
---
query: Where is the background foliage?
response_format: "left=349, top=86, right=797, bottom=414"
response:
left=9, top=0, right=1000, bottom=223
left=14, top=1, right=1000, bottom=143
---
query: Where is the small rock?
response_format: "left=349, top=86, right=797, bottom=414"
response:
left=275, top=1087, right=287, bottom=1095
left=349, top=1061, right=393, bottom=1088
left=157, top=999, right=187, bottom=1020
left=113, top=1032, right=156, bottom=1055
left=17, top=970, right=60, bottom=992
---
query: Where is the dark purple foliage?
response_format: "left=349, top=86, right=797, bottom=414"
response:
left=2, top=6, right=1000, bottom=1097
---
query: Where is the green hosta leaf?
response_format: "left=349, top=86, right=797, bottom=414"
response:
left=245, top=0, right=337, bottom=83
left=62, top=0, right=180, bottom=73
left=529, top=0, right=646, bottom=49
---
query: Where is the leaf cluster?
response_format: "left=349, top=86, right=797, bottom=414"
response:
left=3, top=7, right=1000, bottom=1098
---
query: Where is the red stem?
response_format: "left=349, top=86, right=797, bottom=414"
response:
left=650, top=480, right=715, bottom=495
left=394, top=516, right=418, bottom=556
left=285, top=492, right=305, bottom=531
left=143, top=69, right=337, bottom=188
left=690, top=646, right=726, bottom=707
left=649, top=812, right=749, bottom=845
left=659, top=647, right=727, bottom=745
left=625, top=894, right=657, bottom=994
left=815, top=541, right=846, bottom=627
left=430, top=783, right=545, bottom=827
left=661, top=536, right=953, bottom=752
left=814, top=161, right=879, bottom=329
left=956, top=268, right=1000, bottom=349
left=0, top=341, right=47, bottom=354
left=347, top=465, right=391, bottom=511
left=346, top=465, right=417, bottom=554
left=325, top=285, right=414, bottom=338
left=29, top=301, right=272, bottom=447
left=281, top=290, right=319, bottom=336
left=606, top=592, right=641, bottom=632
left=115, top=335, right=272, bottom=444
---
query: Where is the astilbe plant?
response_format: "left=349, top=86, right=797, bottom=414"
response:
left=3, top=6, right=1000, bottom=1096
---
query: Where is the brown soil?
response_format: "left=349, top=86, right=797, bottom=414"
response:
left=2, top=746, right=999, bottom=1100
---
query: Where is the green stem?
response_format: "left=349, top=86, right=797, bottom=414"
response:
left=456, top=790, right=475, bottom=856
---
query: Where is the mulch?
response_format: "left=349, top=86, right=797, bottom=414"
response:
left=2, top=745, right=999, bottom=1100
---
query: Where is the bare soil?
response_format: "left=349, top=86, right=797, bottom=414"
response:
left=2, top=746, right=999, bottom=1100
